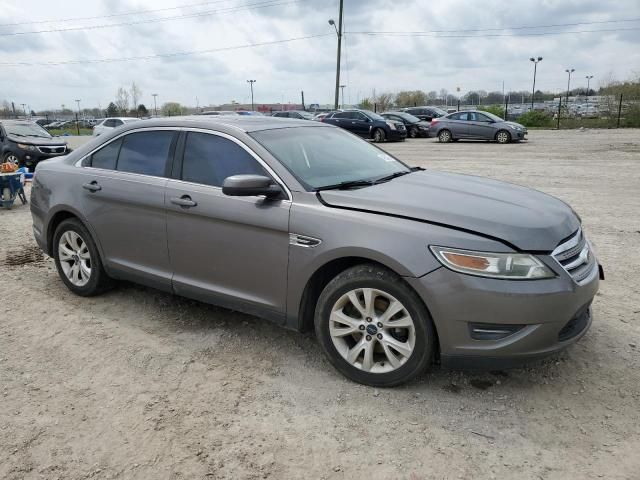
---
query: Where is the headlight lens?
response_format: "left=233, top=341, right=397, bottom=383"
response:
left=430, top=246, right=555, bottom=279
left=17, top=143, right=36, bottom=151
left=386, top=121, right=397, bottom=130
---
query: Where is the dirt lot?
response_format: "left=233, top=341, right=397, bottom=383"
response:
left=1, top=129, right=639, bottom=480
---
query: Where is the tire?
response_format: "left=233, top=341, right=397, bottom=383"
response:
left=3, top=152, right=20, bottom=166
left=53, top=218, right=113, bottom=296
left=409, top=127, right=418, bottom=138
left=372, top=128, right=386, bottom=143
left=314, top=264, right=436, bottom=387
left=495, top=130, right=511, bottom=144
left=438, top=129, right=452, bottom=143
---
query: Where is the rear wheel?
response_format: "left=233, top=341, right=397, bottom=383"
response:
left=315, top=264, right=435, bottom=387
left=438, top=129, right=452, bottom=143
left=496, top=130, right=511, bottom=144
left=409, top=127, right=418, bottom=138
left=373, top=128, right=386, bottom=143
left=53, top=218, right=113, bottom=296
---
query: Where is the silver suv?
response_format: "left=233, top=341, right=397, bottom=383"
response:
left=30, top=116, right=601, bottom=386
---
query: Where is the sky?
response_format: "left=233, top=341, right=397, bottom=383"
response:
left=1, top=0, right=640, bottom=111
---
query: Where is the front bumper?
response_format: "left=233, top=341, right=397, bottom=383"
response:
left=388, top=128, right=408, bottom=141
left=10, top=147, right=67, bottom=169
left=406, top=257, right=600, bottom=369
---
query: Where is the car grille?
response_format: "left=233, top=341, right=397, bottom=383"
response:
left=37, top=146, right=66, bottom=155
left=551, top=228, right=597, bottom=284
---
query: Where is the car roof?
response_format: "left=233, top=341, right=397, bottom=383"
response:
left=112, top=115, right=332, bottom=134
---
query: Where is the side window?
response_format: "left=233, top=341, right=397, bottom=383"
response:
left=181, top=132, right=269, bottom=188
left=113, top=119, right=124, bottom=127
left=103, top=119, right=115, bottom=127
left=332, top=112, right=349, bottom=119
left=354, top=112, right=368, bottom=121
left=476, top=113, right=491, bottom=122
left=116, top=131, right=175, bottom=176
left=89, top=138, right=122, bottom=169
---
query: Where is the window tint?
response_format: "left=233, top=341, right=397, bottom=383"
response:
left=104, top=119, right=115, bottom=127
left=475, top=113, right=491, bottom=122
left=117, top=131, right=174, bottom=176
left=113, top=119, right=123, bottom=127
left=332, top=112, right=350, bottom=119
left=181, top=132, right=268, bottom=187
left=354, top=112, right=368, bottom=121
left=451, top=112, right=469, bottom=121
left=90, top=138, right=122, bottom=170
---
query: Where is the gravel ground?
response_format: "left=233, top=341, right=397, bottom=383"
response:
left=1, top=129, right=639, bottom=480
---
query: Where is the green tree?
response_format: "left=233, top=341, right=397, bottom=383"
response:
left=106, top=102, right=119, bottom=116
left=162, top=102, right=182, bottom=116
left=137, top=104, right=149, bottom=117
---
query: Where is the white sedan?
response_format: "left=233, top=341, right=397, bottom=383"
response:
left=92, top=117, right=140, bottom=136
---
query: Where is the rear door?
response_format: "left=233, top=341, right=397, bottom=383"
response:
left=323, top=111, right=351, bottom=131
left=77, top=129, right=177, bottom=289
left=445, top=112, right=470, bottom=137
left=165, top=130, right=291, bottom=321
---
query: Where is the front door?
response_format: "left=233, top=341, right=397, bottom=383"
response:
left=77, top=129, right=177, bottom=290
left=466, top=112, right=496, bottom=139
left=166, top=131, right=291, bottom=321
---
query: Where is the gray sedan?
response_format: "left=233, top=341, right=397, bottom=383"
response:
left=30, top=116, right=600, bottom=387
left=430, top=110, right=527, bottom=143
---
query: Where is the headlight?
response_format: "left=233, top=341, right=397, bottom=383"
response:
left=17, top=143, right=36, bottom=151
left=430, top=246, right=555, bottom=279
left=386, top=121, right=397, bottom=130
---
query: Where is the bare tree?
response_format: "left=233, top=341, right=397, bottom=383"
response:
left=130, top=82, right=142, bottom=113
left=375, top=92, right=395, bottom=112
left=115, top=87, right=130, bottom=114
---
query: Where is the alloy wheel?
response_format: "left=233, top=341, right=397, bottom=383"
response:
left=438, top=130, right=451, bottom=142
left=58, top=231, right=92, bottom=286
left=329, top=288, right=416, bottom=374
left=496, top=131, right=510, bottom=143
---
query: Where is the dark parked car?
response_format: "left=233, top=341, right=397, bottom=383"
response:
left=0, top=120, right=68, bottom=170
left=402, top=106, right=447, bottom=122
left=31, top=116, right=601, bottom=387
left=322, top=109, right=406, bottom=142
left=381, top=112, right=430, bottom=138
left=272, top=110, right=315, bottom=120
left=430, top=110, right=527, bottom=144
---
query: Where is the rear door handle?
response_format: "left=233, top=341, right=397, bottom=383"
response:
left=82, top=181, right=101, bottom=192
left=170, top=195, right=197, bottom=207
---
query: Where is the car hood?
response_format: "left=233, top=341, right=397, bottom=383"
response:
left=505, top=121, right=526, bottom=130
left=7, top=135, right=67, bottom=146
left=318, top=170, right=579, bottom=251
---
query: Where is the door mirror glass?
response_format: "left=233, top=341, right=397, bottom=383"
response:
left=222, top=174, right=283, bottom=198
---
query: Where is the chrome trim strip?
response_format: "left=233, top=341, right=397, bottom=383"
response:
left=551, top=228, right=582, bottom=256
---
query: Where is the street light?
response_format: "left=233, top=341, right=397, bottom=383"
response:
left=152, top=93, right=158, bottom=117
left=247, top=79, right=256, bottom=111
left=328, top=0, right=344, bottom=110
left=75, top=99, right=81, bottom=117
left=585, top=75, right=594, bottom=108
left=529, top=56, right=542, bottom=109
left=565, top=68, right=575, bottom=104
left=21, top=103, right=27, bottom=117
left=340, top=84, right=346, bottom=109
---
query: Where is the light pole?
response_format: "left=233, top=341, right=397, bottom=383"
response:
left=529, top=56, right=542, bottom=109
left=565, top=68, right=575, bottom=104
left=340, top=84, right=346, bottom=109
left=585, top=75, right=594, bottom=108
left=21, top=103, right=27, bottom=116
left=329, top=0, right=344, bottom=110
left=152, top=94, right=158, bottom=117
left=247, top=80, right=256, bottom=111
left=75, top=99, right=81, bottom=117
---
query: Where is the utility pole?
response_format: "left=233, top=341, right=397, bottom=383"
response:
left=152, top=93, right=158, bottom=117
left=529, top=57, right=542, bottom=109
left=340, top=85, right=346, bottom=109
left=301, top=90, right=305, bottom=110
left=585, top=75, right=593, bottom=109
left=247, top=80, right=256, bottom=111
left=565, top=68, right=575, bottom=104
left=329, top=0, right=344, bottom=110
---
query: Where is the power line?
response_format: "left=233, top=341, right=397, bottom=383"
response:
left=0, top=0, right=238, bottom=27
left=0, top=33, right=333, bottom=67
left=347, top=26, right=640, bottom=38
left=0, top=0, right=307, bottom=36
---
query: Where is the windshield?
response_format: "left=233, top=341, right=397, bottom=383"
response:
left=392, top=112, right=420, bottom=123
left=4, top=122, right=52, bottom=138
left=251, top=127, right=410, bottom=190
left=480, top=111, right=504, bottom=122
left=360, top=110, right=385, bottom=121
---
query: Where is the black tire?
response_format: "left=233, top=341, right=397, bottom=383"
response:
left=438, top=129, right=452, bottom=143
left=409, top=127, right=418, bottom=138
left=372, top=128, right=386, bottom=143
left=495, top=130, right=511, bottom=144
left=3, top=152, right=21, bottom=166
left=314, top=264, right=436, bottom=387
left=53, top=218, right=113, bottom=296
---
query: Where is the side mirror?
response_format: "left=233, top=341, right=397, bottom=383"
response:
left=222, top=175, right=283, bottom=199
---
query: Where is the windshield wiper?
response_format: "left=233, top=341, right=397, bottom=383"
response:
left=315, top=179, right=376, bottom=191
left=374, top=170, right=413, bottom=184
left=8, top=133, right=26, bottom=137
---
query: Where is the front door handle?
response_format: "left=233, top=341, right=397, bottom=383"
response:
left=82, top=181, right=101, bottom=192
left=170, top=195, right=197, bottom=207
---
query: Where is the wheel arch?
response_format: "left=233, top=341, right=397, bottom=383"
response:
left=46, top=207, right=103, bottom=258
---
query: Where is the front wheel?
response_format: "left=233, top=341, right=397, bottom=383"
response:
left=3, top=152, right=20, bottom=166
left=53, top=218, right=113, bottom=296
left=496, top=130, right=511, bottom=144
left=409, top=127, right=418, bottom=138
left=315, top=264, right=436, bottom=387
left=372, top=128, right=386, bottom=143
